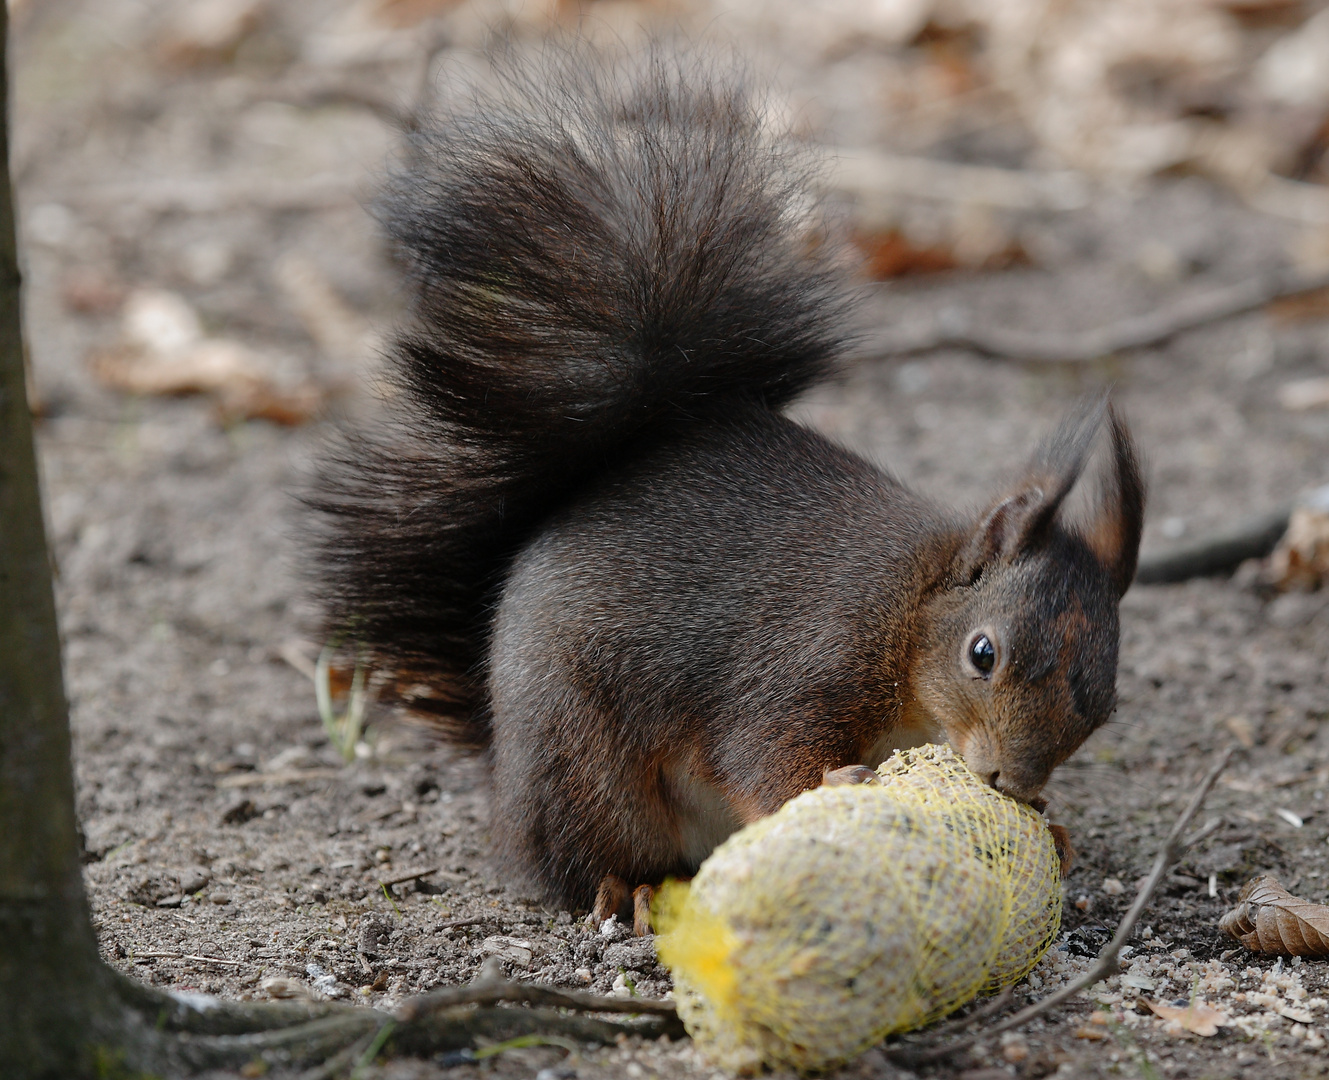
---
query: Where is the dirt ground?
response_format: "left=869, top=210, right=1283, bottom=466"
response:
left=13, top=2, right=1329, bottom=1078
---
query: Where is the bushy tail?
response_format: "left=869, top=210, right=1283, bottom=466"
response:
left=309, top=45, right=853, bottom=743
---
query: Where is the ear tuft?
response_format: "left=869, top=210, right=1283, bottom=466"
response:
left=958, top=399, right=1106, bottom=579
left=1080, top=403, right=1146, bottom=597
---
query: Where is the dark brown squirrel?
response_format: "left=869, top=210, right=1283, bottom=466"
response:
left=309, top=47, right=1145, bottom=932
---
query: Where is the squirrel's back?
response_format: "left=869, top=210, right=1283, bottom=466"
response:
left=309, top=47, right=854, bottom=740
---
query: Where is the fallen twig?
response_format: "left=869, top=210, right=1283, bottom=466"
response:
left=864, top=266, right=1329, bottom=362
left=912, top=986, right=1015, bottom=1042
left=889, top=746, right=1234, bottom=1066
left=1134, top=507, right=1291, bottom=585
left=435, top=913, right=542, bottom=931
left=217, top=768, right=341, bottom=788
left=378, top=866, right=439, bottom=887
left=834, top=150, right=1090, bottom=213
left=398, top=979, right=678, bottom=1021
left=103, top=958, right=680, bottom=1073
left=1247, top=175, right=1329, bottom=227
left=244, top=76, right=415, bottom=129
left=133, top=951, right=245, bottom=967
left=53, top=173, right=359, bottom=217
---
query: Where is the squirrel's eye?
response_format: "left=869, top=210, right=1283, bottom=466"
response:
left=969, top=634, right=996, bottom=677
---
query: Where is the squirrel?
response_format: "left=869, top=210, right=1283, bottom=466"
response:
left=310, top=46, right=1146, bottom=934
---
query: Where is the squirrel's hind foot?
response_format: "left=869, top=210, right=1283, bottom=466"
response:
left=592, top=874, right=658, bottom=937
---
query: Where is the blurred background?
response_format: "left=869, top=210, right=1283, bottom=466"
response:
left=13, top=0, right=1329, bottom=536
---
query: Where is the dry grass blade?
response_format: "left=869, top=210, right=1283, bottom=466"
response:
left=1219, top=875, right=1329, bottom=957
left=889, top=746, right=1234, bottom=1066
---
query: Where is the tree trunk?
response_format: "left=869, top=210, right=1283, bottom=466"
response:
left=0, top=4, right=126, bottom=1074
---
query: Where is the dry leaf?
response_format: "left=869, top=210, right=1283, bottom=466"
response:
left=1219, top=874, right=1329, bottom=957
left=1265, top=490, right=1329, bottom=590
left=1147, top=998, right=1230, bottom=1037
left=90, top=290, right=324, bottom=426
left=852, top=220, right=1025, bottom=280
left=853, top=228, right=957, bottom=279
left=1223, top=715, right=1256, bottom=750
left=158, top=0, right=268, bottom=67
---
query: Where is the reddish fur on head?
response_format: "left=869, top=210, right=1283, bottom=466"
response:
left=902, top=400, right=1145, bottom=805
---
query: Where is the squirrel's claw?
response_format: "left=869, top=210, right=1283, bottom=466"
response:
left=593, top=873, right=630, bottom=925
left=632, top=884, right=655, bottom=937
left=1049, top=823, right=1075, bottom=878
left=593, top=874, right=660, bottom=936
left=822, top=764, right=879, bottom=787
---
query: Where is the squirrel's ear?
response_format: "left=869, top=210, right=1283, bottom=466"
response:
left=1080, top=404, right=1146, bottom=598
left=958, top=401, right=1104, bottom=580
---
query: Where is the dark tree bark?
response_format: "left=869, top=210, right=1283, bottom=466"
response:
left=0, top=2, right=121, bottom=1072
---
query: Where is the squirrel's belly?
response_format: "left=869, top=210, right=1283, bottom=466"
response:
left=864, top=715, right=945, bottom=772
left=665, top=764, right=744, bottom=868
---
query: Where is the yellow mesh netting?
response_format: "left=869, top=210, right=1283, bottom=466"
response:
left=654, top=744, right=1061, bottom=1075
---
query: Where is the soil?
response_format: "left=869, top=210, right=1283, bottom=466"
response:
left=12, top=2, right=1329, bottom=1078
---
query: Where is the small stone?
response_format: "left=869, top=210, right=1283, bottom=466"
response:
left=155, top=894, right=185, bottom=908
left=220, top=798, right=258, bottom=825
left=480, top=936, right=534, bottom=966
left=180, top=871, right=211, bottom=895
left=359, top=915, right=391, bottom=958
left=1102, top=877, right=1124, bottom=896
left=260, top=976, right=310, bottom=1000
left=599, top=914, right=630, bottom=941
left=1000, top=1032, right=1029, bottom=1062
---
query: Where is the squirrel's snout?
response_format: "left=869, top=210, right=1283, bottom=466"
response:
left=990, top=771, right=1046, bottom=809
left=959, top=740, right=1046, bottom=807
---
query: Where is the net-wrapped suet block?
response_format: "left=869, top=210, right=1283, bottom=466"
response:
left=654, top=744, right=1061, bottom=1074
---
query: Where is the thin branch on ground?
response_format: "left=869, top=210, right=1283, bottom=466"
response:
left=834, top=150, right=1090, bottom=213
left=913, top=986, right=1015, bottom=1041
left=244, top=76, right=416, bottom=129
left=863, top=266, right=1329, bottom=362
left=434, top=912, right=545, bottom=931
left=131, top=951, right=246, bottom=966
left=889, top=746, right=1234, bottom=1066
left=397, top=978, right=680, bottom=1020
left=1247, top=175, right=1329, bottom=226
left=1135, top=507, right=1291, bottom=585
left=411, top=26, right=453, bottom=122
left=53, top=174, right=359, bottom=217
left=96, top=961, right=681, bottom=1073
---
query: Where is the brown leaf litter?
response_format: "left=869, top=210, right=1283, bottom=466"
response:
left=1221, top=874, right=1329, bottom=957
left=1146, top=998, right=1231, bottom=1036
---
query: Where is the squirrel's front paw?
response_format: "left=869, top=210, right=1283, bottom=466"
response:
left=1049, top=824, right=1075, bottom=878
left=821, top=764, right=879, bottom=787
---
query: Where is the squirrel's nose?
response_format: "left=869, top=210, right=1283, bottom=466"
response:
left=990, top=770, right=1044, bottom=808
